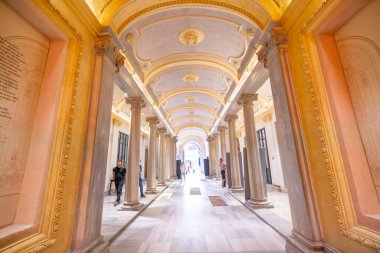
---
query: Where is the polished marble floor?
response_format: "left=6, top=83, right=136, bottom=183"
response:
left=108, top=173, right=286, bottom=253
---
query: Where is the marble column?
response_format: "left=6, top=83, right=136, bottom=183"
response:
left=171, top=137, right=178, bottom=179
left=238, top=93, right=273, bottom=208
left=207, top=136, right=214, bottom=178
left=121, top=97, right=146, bottom=211
left=165, top=134, right=172, bottom=181
left=257, top=25, right=323, bottom=252
left=145, top=117, right=159, bottom=194
left=218, top=126, right=228, bottom=185
left=106, top=118, right=121, bottom=189
left=71, top=27, right=123, bottom=252
left=157, top=128, right=167, bottom=186
left=225, top=115, right=244, bottom=192
left=214, top=133, right=221, bottom=179
left=211, top=135, right=218, bottom=178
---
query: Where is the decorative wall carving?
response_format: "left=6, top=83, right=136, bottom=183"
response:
left=179, top=28, right=204, bottom=45
left=337, top=37, right=380, bottom=196
left=300, top=0, right=380, bottom=251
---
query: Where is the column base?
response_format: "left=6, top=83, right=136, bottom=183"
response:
left=247, top=198, right=274, bottom=208
left=286, top=231, right=324, bottom=253
left=119, top=201, right=144, bottom=211
left=145, top=188, right=158, bottom=194
left=230, top=186, right=244, bottom=192
left=157, top=182, right=166, bottom=186
left=170, top=175, right=177, bottom=179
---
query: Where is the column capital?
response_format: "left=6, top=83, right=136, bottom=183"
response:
left=165, top=134, right=172, bottom=139
left=214, top=133, right=220, bottom=138
left=225, top=114, right=238, bottom=122
left=237, top=93, right=258, bottom=106
left=158, top=128, right=167, bottom=134
left=207, top=136, right=214, bottom=142
left=270, top=25, right=288, bottom=46
left=125, top=97, right=146, bottom=109
left=217, top=126, right=227, bottom=132
left=257, top=24, right=287, bottom=68
left=146, top=117, right=159, bottom=125
left=94, top=27, right=124, bottom=67
left=112, top=118, right=122, bottom=126
left=172, top=136, right=178, bottom=143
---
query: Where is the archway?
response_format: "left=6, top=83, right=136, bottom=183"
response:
left=183, top=142, right=202, bottom=175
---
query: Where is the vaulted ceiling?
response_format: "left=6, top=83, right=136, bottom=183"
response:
left=84, top=0, right=292, bottom=139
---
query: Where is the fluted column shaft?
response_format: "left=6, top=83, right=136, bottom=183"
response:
left=122, top=97, right=145, bottom=210
left=239, top=94, right=272, bottom=207
left=225, top=115, right=243, bottom=192
left=218, top=126, right=228, bottom=185
left=145, top=117, right=159, bottom=194
left=157, top=128, right=167, bottom=186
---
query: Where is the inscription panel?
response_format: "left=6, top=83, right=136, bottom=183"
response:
left=0, top=2, right=49, bottom=227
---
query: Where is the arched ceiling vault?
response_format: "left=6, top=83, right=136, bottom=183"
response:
left=94, top=0, right=284, bottom=25
left=84, top=0, right=289, bottom=141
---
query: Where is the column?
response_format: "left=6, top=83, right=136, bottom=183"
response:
left=71, top=27, right=123, bottom=252
left=218, top=126, right=228, bottom=185
left=121, top=97, right=146, bottom=211
left=145, top=117, right=159, bottom=194
left=238, top=94, right=273, bottom=208
left=207, top=136, right=214, bottom=178
left=171, top=137, right=178, bottom=179
left=225, top=115, right=244, bottom=192
left=165, top=134, right=172, bottom=181
left=105, top=118, right=121, bottom=191
left=157, top=128, right=167, bottom=186
left=257, top=25, right=323, bottom=252
left=214, top=133, right=221, bottom=179
left=211, top=135, right=218, bottom=178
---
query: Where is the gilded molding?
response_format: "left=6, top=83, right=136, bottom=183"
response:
left=116, top=0, right=266, bottom=34
left=19, top=1, right=85, bottom=252
left=299, top=0, right=380, bottom=251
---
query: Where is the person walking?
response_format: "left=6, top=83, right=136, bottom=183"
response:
left=113, top=160, right=126, bottom=206
left=139, top=163, right=146, bottom=198
left=220, top=158, right=227, bottom=188
left=180, top=162, right=186, bottom=183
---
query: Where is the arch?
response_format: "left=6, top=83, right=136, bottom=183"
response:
left=171, top=115, right=214, bottom=126
left=175, top=123, right=210, bottom=135
left=166, top=104, right=218, bottom=118
left=157, top=87, right=225, bottom=107
left=100, top=0, right=280, bottom=29
left=144, top=59, right=238, bottom=86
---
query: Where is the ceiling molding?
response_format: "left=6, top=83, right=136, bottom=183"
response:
left=157, top=87, right=225, bottom=107
left=175, top=122, right=210, bottom=135
left=166, top=104, right=218, bottom=118
left=144, top=58, right=238, bottom=85
left=171, top=114, right=214, bottom=126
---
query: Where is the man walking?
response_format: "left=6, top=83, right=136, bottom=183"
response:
left=113, top=160, right=126, bottom=206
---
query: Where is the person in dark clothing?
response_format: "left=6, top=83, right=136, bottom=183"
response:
left=113, top=160, right=126, bottom=206
left=139, top=163, right=146, bottom=198
left=220, top=158, right=227, bottom=188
